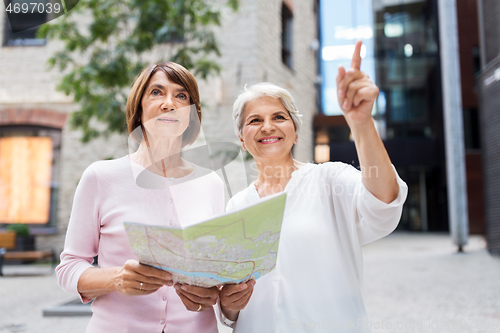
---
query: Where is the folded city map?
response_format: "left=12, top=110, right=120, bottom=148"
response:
left=124, top=192, right=286, bottom=287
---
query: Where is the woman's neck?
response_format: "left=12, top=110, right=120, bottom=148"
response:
left=131, top=133, right=191, bottom=178
left=253, top=154, right=305, bottom=197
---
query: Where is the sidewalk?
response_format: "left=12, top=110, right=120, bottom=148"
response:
left=362, top=232, right=500, bottom=333
left=0, top=232, right=498, bottom=333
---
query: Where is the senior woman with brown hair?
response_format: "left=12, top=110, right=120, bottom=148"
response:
left=57, top=62, right=223, bottom=332
left=218, top=42, right=408, bottom=332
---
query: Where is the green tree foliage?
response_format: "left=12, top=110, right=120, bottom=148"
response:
left=38, top=0, right=238, bottom=142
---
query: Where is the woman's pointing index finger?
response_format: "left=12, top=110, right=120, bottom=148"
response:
left=351, top=40, right=362, bottom=70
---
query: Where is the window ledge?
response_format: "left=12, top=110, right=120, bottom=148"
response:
left=4, top=38, right=46, bottom=47
left=0, top=227, right=57, bottom=235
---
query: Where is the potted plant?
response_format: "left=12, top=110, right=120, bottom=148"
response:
left=6, top=224, right=35, bottom=251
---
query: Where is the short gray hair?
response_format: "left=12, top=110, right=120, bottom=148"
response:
left=232, top=82, right=303, bottom=137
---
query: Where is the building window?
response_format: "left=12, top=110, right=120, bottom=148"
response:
left=3, top=0, right=49, bottom=46
left=0, top=126, right=61, bottom=228
left=373, top=0, right=440, bottom=139
left=281, top=2, right=293, bottom=69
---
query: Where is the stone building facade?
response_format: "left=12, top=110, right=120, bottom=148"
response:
left=0, top=0, right=318, bottom=252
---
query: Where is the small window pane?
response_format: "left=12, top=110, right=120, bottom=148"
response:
left=281, top=3, right=293, bottom=68
left=4, top=0, right=47, bottom=46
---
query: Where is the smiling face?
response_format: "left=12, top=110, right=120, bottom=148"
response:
left=140, top=71, right=192, bottom=138
left=240, top=96, right=297, bottom=160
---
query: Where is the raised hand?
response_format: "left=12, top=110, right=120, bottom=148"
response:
left=335, top=41, right=399, bottom=204
left=336, top=40, right=379, bottom=127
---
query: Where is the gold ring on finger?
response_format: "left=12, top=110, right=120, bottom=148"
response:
left=140, top=282, right=143, bottom=291
left=196, top=304, right=202, bottom=312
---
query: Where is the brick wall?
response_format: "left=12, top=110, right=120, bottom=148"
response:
left=0, top=108, right=67, bottom=128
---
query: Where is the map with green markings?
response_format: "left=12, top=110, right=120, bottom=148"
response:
left=124, top=192, right=286, bottom=287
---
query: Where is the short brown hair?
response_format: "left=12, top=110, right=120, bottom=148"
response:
left=126, top=62, right=202, bottom=146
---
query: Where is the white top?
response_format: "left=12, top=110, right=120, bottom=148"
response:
left=226, top=162, right=408, bottom=333
left=56, top=156, right=224, bottom=333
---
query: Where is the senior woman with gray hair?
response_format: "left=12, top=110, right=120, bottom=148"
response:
left=218, top=41, right=408, bottom=332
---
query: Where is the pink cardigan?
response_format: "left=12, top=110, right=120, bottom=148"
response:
left=57, top=156, right=224, bottom=333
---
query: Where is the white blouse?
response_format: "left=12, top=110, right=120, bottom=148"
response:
left=226, top=162, right=408, bottom=333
